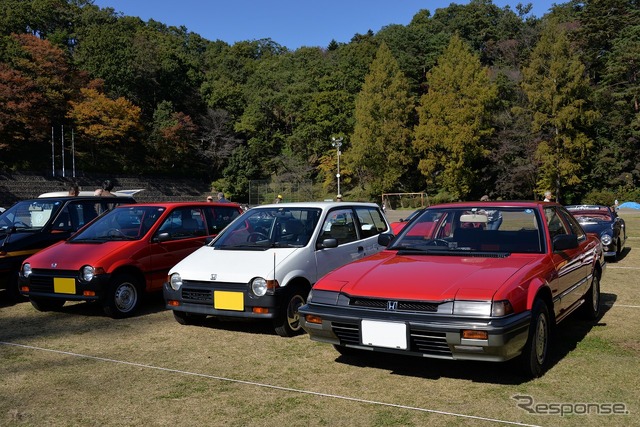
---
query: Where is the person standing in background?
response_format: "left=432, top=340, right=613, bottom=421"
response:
left=543, top=191, right=553, bottom=202
left=68, top=183, right=79, bottom=196
left=101, top=180, right=116, bottom=197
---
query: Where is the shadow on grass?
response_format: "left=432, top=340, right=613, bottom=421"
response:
left=610, top=246, right=631, bottom=262
left=333, top=292, right=617, bottom=385
left=189, top=315, right=278, bottom=336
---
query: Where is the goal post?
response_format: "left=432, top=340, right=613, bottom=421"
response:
left=381, top=192, right=429, bottom=211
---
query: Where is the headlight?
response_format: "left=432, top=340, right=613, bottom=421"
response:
left=170, top=273, right=183, bottom=290
left=491, top=300, right=514, bottom=317
left=453, top=300, right=492, bottom=316
left=80, top=265, right=95, bottom=282
left=306, top=289, right=314, bottom=303
left=22, top=263, right=32, bottom=278
left=600, top=233, right=612, bottom=246
left=251, top=277, right=268, bottom=296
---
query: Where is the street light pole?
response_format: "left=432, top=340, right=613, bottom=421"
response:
left=331, top=137, right=343, bottom=197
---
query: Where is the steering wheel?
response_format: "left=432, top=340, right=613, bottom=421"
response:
left=427, top=238, right=450, bottom=247
left=107, top=228, right=127, bottom=237
left=247, top=232, right=268, bottom=242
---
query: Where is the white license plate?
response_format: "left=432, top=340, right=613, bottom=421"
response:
left=361, top=320, right=407, bottom=350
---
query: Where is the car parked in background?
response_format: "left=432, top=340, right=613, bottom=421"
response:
left=389, top=208, right=424, bottom=235
left=19, top=202, right=242, bottom=318
left=300, top=201, right=605, bottom=378
left=164, top=202, right=390, bottom=337
left=1, top=195, right=135, bottom=301
left=566, top=204, right=626, bottom=260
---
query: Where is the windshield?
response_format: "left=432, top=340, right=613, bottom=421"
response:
left=213, top=207, right=321, bottom=249
left=71, top=206, right=164, bottom=242
left=0, top=200, right=63, bottom=231
left=389, top=206, right=545, bottom=254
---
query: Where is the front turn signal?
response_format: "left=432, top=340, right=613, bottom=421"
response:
left=305, top=314, right=323, bottom=324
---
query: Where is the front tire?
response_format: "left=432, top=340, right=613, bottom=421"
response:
left=581, top=274, right=601, bottom=320
left=518, top=299, right=551, bottom=378
left=273, top=289, right=307, bottom=337
left=102, top=274, right=141, bottom=318
left=30, top=297, right=65, bottom=312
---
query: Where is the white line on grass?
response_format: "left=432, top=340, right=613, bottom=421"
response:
left=0, top=341, right=542, bottom=427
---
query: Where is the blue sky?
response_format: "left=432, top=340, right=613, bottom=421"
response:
left=92, top=1, right=557, bottom=50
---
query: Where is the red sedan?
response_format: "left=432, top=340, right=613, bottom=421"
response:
left=300, top=201, right=605, bottom=378
left=19, top=202, right=242, bottom=318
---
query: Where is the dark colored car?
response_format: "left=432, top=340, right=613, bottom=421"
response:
left=1, top=196, right=135, bottom=301
left=300, top=201, right=605, bottom=378
left=566, top=205, right=626, bottom=260
left=19, top=202, right=243, bottom=318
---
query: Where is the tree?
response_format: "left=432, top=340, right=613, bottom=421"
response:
left=521, top=20, right=599, bottom=202
left=344, top=42, right=414, bottom=198
left=67, top=86, right=142, bottom=171
left=414, top=34, right=498, bottom=200
left=0, top=33, right=74, bottom=169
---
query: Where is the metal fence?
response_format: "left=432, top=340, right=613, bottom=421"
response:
left=248, top=180, right=314, bottom=206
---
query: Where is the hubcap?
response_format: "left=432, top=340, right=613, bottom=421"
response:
left=535, top=313, right=548, bottom=365
left=114, top=283, right=137, bottom=312
left=287, top=295, right=305, bottom=330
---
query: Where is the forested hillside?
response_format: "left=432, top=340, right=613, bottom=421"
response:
left=1, top=0, right=639, bottom=204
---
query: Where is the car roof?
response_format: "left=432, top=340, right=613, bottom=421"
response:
left=38, top=190, right=144, bottom=197
left=23, top=195, right=136, bottom=203
left=427, top=200, right=555, bottom=209
left=252, top=201, right=381, bottom=209
left=113, top=201, right=241, bottom=208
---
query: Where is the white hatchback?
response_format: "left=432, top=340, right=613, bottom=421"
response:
left=163, top=202, right=389, bottom=336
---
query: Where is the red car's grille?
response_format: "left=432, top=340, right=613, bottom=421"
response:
left=331, top=321, right=452, bottom=357
left=27, top=270, right=76, bottom=293
left=349, top=297, right=439, bottom=312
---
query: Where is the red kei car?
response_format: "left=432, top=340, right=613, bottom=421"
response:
left=19, top=202, right=242, bottom=318
left=300, top=201, right=605, bottom=378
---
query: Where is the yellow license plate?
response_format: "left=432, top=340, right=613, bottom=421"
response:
left=53, top=277, right=76, bottom=294
left=214, top=291, right=244, bottom=311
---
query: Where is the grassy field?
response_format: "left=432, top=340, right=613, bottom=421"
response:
left=1, top=210, right=639, bottom=426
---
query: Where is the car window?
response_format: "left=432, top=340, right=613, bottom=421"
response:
left=320, top=208, right=358, bottom=245
left=204, top=205, right=242, bottom=235
left=544, top=207, right=568, bottom=239
left=158, top=207, right=207, bottom=239
left=558, top=209, right=586, bottom=240
left=391, top=207, right=545, bottom=254
left=354, top=207, right=387, bottom=238
left=213, top=207, right=321, bottom=248
left=0, top=200, right=62, bottom=230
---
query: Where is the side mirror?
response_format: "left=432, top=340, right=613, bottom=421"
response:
left=155, top=232, right=171, bottom=243
left=553, top=234, right=578, bottom=251
left=377, top=233, right=394, bottom=246
left=318, top=238, right=338, bottom=249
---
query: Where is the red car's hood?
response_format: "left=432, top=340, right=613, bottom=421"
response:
left=317, top=251, right=538, bottom=301
left=25, top=241, right=131, bottom=270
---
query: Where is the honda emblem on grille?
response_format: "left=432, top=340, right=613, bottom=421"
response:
left=387, top=301, right=398, bottom=311
left=51, top=263, right=57, bottom=268
left=210, top=274, right=217, bottom=281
